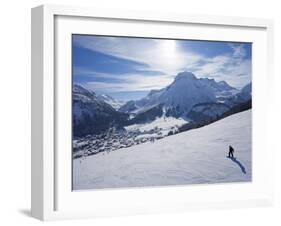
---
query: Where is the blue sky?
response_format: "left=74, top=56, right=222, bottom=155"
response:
left=73, top=35, right=252, bottom=101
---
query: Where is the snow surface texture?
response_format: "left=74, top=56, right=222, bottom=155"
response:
left=73, top=110, right=252, bottom=190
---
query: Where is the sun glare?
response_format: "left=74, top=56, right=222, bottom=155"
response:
left=159, top=40, right=183, bottom=73
left=161, top=40, right=176, bottom=56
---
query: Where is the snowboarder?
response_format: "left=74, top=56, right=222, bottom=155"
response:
left=228, top=145, right=234, bottom=158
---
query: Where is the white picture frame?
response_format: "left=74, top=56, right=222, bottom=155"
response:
left=31, top=4, right=274, bottom=221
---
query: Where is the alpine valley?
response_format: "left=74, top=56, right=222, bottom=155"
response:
left=73, top=71, right=251, bottom=159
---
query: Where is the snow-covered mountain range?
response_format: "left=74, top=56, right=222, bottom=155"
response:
left=120, top=71, right=251, bottom=122
left=73, top=71, right=252, bottom=137
left=120, top=72, right=216, bottom=114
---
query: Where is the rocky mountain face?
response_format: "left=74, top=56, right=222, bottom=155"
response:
left=73, top=84, right=128, bottom=137
left=97, top=94, right=124, bottom=110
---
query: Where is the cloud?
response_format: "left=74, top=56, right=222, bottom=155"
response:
left=73, top=36, right=202, bottom=75
left=189, top=44, right=251, bottom=88
left=79, top=69, right=173, bottom=92
left=74, top=36, right=251, bottom=92
left=229, top=43, right=247, bottom=58
left=191, top=55, right=230, bottom=75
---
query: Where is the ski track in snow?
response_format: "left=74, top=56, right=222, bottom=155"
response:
left=73, top=110, right=252, bottom=190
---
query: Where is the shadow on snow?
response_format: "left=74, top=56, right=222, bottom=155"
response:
left=227, top=156, right=246, bottom=174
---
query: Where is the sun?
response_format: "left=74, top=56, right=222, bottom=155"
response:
left=159, top=40, right=182, bottom=73
left=161, top=40, right=177, bottom=57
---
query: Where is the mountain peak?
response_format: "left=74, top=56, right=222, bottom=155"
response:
left=73, top=84, right=96, bottom=96
left=218, top=81, right=227, bottom=85
left=174, top=71, right=197, bottom=81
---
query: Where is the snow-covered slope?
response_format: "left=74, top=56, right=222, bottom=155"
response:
left=97, top=94, right=124, bottom=110
left=73, top=110, right=252, bottom=190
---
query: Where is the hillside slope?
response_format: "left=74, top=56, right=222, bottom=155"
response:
left=73, top=110, right=252, bottom=190
left=73, top=84, right=128, bottom=137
